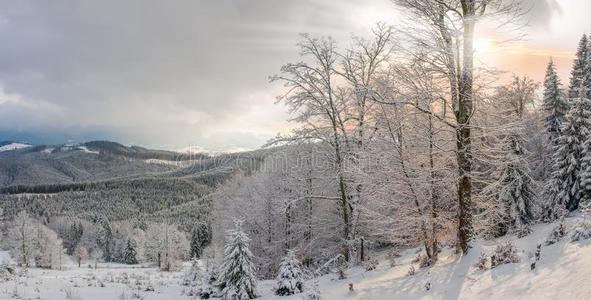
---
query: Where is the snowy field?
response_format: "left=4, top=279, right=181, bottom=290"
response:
left=2, top=215, right=591, bottom=300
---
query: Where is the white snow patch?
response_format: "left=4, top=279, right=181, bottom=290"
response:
left=0, top=142, right=31, bottom=152
left=77, top=146, right=100, bottom=155
left=42, top=147, right=54, bottom=153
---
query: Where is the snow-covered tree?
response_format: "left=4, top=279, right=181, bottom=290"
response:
left=577, top=35, right=591, bottom=204
left=7, top=211, right=37, bottom=268
left=546, top=88, right=591, bottom=218
left=567, top=35, right=588, bottom=100
left=33, top=223, right=64, bottom=269
left=190, top=223, right=211, bottom=259
left=124, top=239, right=138, bottom=265
left=217, top=221, right=259, bottom=300
left=495, top=134, right=536, bottom=232
left=74, top=244, right=88, bottom=267
left=96, top=217, right=114, bottom=262
left=275, top=250, right=304, bottom=296
left=6, top=211, right=64, bottom=269
left=145, top=223, right=189, bottom=271
left=543, top=58, right=568, bottom=141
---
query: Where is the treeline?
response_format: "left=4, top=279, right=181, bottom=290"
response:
left=0, top=177, right=211, bottom=221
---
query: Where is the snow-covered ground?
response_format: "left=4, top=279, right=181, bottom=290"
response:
left=0, top=143, right=31, bottom=152
left=0, top=262, right=193, bottom=300
left=261, top=215, right=591, bottom=300
left=2, top=215, right=591, bottom=300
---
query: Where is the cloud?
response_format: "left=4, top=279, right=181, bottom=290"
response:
left=0, top=0, right=396, bottom=150
left=523, top=0, right=563, bottom=30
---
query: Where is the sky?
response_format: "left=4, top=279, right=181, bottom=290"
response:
left=0, top=0, right=589, bottom=152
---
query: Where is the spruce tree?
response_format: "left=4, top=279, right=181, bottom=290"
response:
left=97, top=217, right=114, bottom=262
left=546, top=88, right=591, bottom=218
left=123, top=239, right=138, bottom=265
left=217, top=221, right=259, bottom=300
left=577, top=37, right=591, bottom=205
left=190, top=223, right=211, bottom=259
left=543, top=58, right=568, bottom=142
left=496, top=134, right=536, bottom=232
left=275, top=250, right=304, bottom=296
left=567, top=34, right=588, bottom=100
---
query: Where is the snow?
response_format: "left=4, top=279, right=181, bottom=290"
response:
left=144, top=159, right=199, bottom=167
left=77, top=146, right=100, bottom=155
left=0, top=264, right=192, bottom=300
left=2, top=216, right=591, bottom=299
left=0, top=142, right=31, bottom=152
left=258, top=215, right=591, bottom=300
left=42, top=147, right=55, bottom=153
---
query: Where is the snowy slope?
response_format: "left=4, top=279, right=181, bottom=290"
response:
left=1, top=216, right=590, bottom=300
left=258, top=215, right=591, bottom=300
left=0, top=142, right=31, bottom=152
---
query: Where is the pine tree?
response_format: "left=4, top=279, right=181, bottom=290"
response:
left=123, top=239, right=138, bottom=265
left=567, top=35, right=588, bottom=100
left=543, top=58, right=568, bottom=142
left=217, top=221, right=259, bottom=300
left=190, top=223, right=211, bottom=259
left=275, top=250, right=304, bottom=296
left=546, top=87, right=591, bottom=218
left=496, top=134, right=536, bottom=232
left=96, top=217, right=114, bottom=262
left=577, top=36, right=591, bottom=205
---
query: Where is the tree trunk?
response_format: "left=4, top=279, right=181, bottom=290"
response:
left=428, top=113, right=439, bottom=262
left=456, top=0, right=476, bottom=254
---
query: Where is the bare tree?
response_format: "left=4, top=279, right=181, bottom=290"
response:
left=384, top=0, right=524, bottom=253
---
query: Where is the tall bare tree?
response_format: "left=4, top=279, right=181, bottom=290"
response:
left=386, top=0, right=524, bottom=253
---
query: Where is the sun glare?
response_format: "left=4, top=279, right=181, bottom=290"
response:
left=474, top=38, right=493, bottom=52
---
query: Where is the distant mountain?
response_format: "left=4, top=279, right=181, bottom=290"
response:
left=0, top=140, right=212, bottom=188
left=0, top=139, right=272, bottom=226
left=0, top=141, right=32, bottom=152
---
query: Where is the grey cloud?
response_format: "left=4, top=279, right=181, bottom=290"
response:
left=523, top=0, right=562, bottom=30
left=0, top=0, right=397, bottom=150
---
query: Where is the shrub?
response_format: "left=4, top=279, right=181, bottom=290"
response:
left=490, top=242, right=520, bottom=268
left=386, top=250, right=401, bottom=268
left=515, top=226, right=532, bottom=238
left=570, top=222, right=591, bottom=242
left=545, top=222, right=566, bottom=245
left=474, top=253, right=488, bottom=271
left=363, top=258, right=379, bottom=272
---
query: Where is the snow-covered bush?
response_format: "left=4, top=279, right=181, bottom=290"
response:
left=476, top=242, right=520, bottom=270
left=183, top=256, right=202, bottom=286
left=275, top=250, right=304, bottom=296
left=303, top=280, right=321, bottom=300
left=198, top=271, right=219, bottom=299
left=514, top=226, right=532, bottom=238
left=419, top=255, right=432, bottom=268
left=363, top=258, right=379, bottom=271
left=407, top=266, right=416, bottom=276
left=475, top=253, right=488, bottom=271
left=545, top=222, right=566, bottom=245
left=491, top=242, right=520, bottom=268
left=0, top=260, right=15, bottom=281
left=571, top=222, right=591, bottom=242
left=386, top=250, right=401, bottom=267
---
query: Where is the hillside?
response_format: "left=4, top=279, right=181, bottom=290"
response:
left=0, top=141, right=193, bottom=187
left=257, top=214, right=591, bottom=299
left=0, top=140, right=271, bottom=226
